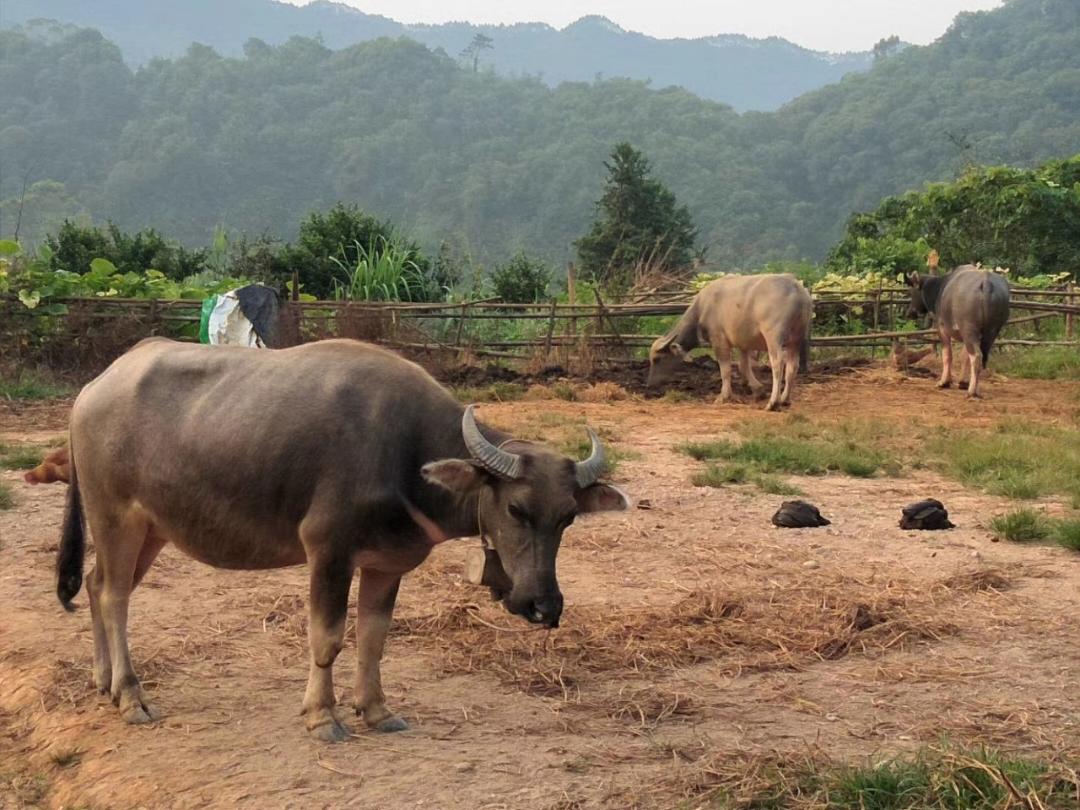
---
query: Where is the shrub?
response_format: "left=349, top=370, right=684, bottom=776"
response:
left=989, top=509, right=1050, bottom=543
left=490, top=252, right=552, bottom=303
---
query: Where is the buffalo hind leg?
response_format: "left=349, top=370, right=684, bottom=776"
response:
left=764, top=343, right=784, bottom=411
left=780, top=344, right=799, bottom=406
left=739, top=350, right=765, bottom=398
left=937, top=333, right=953, bottom=389
left=92, top=509, right=159, bottom=724
left=86, top=530, right=167, bottom=696
left=352, top=569, right=407, bottom=732
left=964, top=341, right=983, bottom=399
left=301, top=551, right=355, bottom=742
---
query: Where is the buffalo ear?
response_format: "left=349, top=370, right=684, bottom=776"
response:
left=575, top=483, right=630, bottom=514
left=906, top=272, right=921, bottom=287
left=669, top=341, right=687, bottom=358
left=421, top=459, right=490, bottom=494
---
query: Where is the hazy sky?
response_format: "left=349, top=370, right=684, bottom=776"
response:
left=286, top=0, right=1005, bottom=52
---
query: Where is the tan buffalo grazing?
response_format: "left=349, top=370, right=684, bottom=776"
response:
left=906, top=265, right=1011, bottom=398
left=56, top=337, right=628, bottom=741
left=24, top=445, right=71, bottom=485
left=647, top=274, right=813, bottom=410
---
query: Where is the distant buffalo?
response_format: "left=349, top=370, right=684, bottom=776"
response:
left=648, top=274, right=812, bottom=410
left=906, top=266, right=1010, bottom=398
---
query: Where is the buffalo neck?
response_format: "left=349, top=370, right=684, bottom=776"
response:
left=671, top=298, right=703, bottom=351
left=920, top=274, right=948, bottom=315
left=414, top=402, right=510, bottom=539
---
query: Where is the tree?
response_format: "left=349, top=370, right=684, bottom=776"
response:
left=872, top=35, right=902, bottom=62
left=490, top=252, right=551, bottom=303
left=460, top=33, right=493, bottom=72
left=574, top=143, right=697, bottom=291
left=45, top=220, right=206, bottom=278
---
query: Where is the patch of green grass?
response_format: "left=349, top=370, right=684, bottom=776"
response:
left=549, top=382, right=578, bottom=401
left=0, top=370, right=73, bottom=400
left=753, top=474, right=805, bottom=496
left=558, top=433, right=638, bottom=477
left=678, top=434, right=887, bottom=478
left=0, top=482, right=13, bottom=511
left=1053, top=518, right=1080, bottom=552
left=691, top=463, right=750, bottom=487
left=931, top=421, right=1080, bottom=504
left=452, top=381, right=526, bottom=403
left=696, top=746, right=1076, bottom=810
left=0, top=445, right=44, bottom=471
left=994, top=346, right=1080, bottom=380
left=989, top=509, right=1051, bottom=543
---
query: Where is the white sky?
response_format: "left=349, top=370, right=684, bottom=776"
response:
left=285, top=0, right=1005, bottom=52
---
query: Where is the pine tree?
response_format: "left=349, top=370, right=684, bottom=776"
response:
left=575, top=143, right=697, bottom=291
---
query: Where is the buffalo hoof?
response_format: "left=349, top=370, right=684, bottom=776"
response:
left=936, top=380, right=952, bottom=389
left=966, top=392, right=982, bottom=400
left=373, top=715, right=409, bottom=733
left=309, top=717, right=351, bottom=743
left=764, top=401, right=782, bottom=412
left=119, top=697, right=159, bottom=725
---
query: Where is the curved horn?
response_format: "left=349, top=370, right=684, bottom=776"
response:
left=462, top=405, right=523, bottom=480
left=574, top=428, right=606, bottom=489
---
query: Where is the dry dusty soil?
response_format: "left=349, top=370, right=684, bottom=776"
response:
left=1, top=367, right=1078, bottom=809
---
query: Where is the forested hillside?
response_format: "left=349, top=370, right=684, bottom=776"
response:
left=0, top=0, right=873, bottom=111
left=1, top=0, right=1078, bottom=268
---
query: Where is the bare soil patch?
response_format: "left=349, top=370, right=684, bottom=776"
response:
left=1, top=370, right=1078, bottom=809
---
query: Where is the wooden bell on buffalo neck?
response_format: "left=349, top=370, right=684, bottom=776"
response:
left=464, top=546, right=512, bottom=594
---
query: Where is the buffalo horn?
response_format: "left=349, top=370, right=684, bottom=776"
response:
left=462, top=405, right=523, bottom=479
left=574, top=428, right=606, bottom=489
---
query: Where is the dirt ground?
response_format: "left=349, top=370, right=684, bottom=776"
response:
left=2, top=365, right=1079, bottom=809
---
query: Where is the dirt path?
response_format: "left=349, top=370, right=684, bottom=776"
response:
left=1, top=372, right=1078, bottom=809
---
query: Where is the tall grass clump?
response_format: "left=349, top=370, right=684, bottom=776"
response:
left=989, top=509, right=1051, bottom=543
left=330, top=236, right=426, bottom=301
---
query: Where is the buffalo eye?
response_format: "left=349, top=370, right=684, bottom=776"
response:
left=507, top=503, right=532, bottom=526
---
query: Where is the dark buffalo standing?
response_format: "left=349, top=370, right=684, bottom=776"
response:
left=56, top=338, right=628, bottom=741
left=906, top=265, right=1010, bottom=398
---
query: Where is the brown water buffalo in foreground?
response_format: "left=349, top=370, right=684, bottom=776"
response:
left=647, top=273, right=813, bottom=410
left=24, top=445, right=71, bottom=485
left=906, top=266, right=1011, bottom=398
left=56, top=337, right=628, bottom=741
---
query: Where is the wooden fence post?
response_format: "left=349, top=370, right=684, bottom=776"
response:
left=543, top=298, right=557, bottom=362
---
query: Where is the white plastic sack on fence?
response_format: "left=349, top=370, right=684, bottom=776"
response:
left=200, top=291, right=265, bottom=347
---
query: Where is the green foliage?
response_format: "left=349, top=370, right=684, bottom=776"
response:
left=2, top=242, right=246, bottom=305
left=490, top=252, right=552, bottom=303
left=330, top=235, right=429, bottom=302
left=753, top=474, right=805, bottom=496
left=828, top=157, right=1080, bottom=277
left=45, top=220, right=206, bottom=280
left=575, top=143, right=698, bottom=291
left=990, top=509, right=1051, bottom=542
left=2, top=3, right=1079, bottom=269
left=276, top=204, right=445, bottom=301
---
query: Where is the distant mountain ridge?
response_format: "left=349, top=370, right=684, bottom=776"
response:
left=0, top=0, right=875, bottom=110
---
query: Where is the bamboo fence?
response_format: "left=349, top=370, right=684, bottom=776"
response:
left=2, top=284, right=1077, bottom=369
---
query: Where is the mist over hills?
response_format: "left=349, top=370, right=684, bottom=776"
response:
left=1, top=0, right=1077, bottom=268
left=0, top=0, right=875, bottom=111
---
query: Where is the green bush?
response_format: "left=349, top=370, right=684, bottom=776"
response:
left=490, top=252, right=552, bottom=303
left=989, top=509, right=1051, bottom=543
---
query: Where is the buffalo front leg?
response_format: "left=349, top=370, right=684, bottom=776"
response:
left=301, top=552, right=355, bottom=742
left=739, top=350, right=765, bottom=398
left=937, top=333, right=953, bottom=389
left=353, top=569, right=406, bottom=732
left=712, top=341, right=734, bottom=404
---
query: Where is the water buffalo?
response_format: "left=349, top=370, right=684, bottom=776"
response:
left=56, top=337, right=628, bottom=741
left=647, top=274, right=813, bottom=410
left=24, top=445, right=70, bottom=485
left=906, top=266, right=1010, bottom=398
